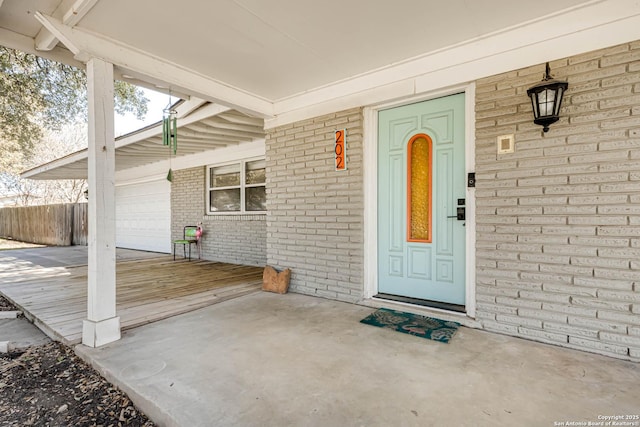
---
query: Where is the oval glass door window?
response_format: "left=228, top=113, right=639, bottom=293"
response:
left=407, top=134, right=432, bottom=242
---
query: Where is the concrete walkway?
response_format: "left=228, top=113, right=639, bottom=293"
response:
left=76, top=292, right=640, bottom=427
left=0, top=245, right=163, bottom=270
left=0, top=317, right=50, bottom=352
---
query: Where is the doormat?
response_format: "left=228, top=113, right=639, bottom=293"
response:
left=360, top=308, right=460, bottom=343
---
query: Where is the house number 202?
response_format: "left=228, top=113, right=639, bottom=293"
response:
left=335, top=129, right=346, bottom=171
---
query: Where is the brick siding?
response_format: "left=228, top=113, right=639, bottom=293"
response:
left=265, top=108, right=364, bottom=303
left=171, top=167, right=266, bottom=266
left=475, top=41, right=640, bottom=361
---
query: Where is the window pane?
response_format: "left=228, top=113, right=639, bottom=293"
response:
left=245, top=186, right=266, bottom=211
left=409, top=135, right=431, bottom=241
left=210, top=189, right=240, bottom=212
left=211, top=164, right=240, bottom=187
left=246, top=160, right=266, bottom=185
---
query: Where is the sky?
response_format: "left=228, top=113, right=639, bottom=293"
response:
left=114, top=87, right=173, bottom=137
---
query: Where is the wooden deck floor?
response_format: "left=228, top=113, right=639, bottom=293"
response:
left=0, top=255, right=264, bottom=344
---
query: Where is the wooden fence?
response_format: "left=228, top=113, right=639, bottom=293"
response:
left=0, top=203, right=88, bottom=246
left=72, top=203, right=88, bottom=246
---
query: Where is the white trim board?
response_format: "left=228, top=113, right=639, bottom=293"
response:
left=464, top=83, right=477, bottom=319
left=114, top=139, right=266, bottom=183
left=363, top=83, right=477, bottom=319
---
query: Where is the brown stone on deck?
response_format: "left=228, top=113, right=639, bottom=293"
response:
left=262, top=266, right=291, bottom=294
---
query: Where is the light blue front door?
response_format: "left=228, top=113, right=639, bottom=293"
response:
left=378, top=93, right=466, bottom=306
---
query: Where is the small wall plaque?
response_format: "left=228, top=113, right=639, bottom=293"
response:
left=497, top=134, right=515, bottom=154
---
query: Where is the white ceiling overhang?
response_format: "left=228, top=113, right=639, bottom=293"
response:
left=2, top=0, right=640, bottom=128
left=21, top=101, right=265, bottom=180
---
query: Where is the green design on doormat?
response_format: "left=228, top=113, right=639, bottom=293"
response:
left=360, top=308, right=460, bottom=343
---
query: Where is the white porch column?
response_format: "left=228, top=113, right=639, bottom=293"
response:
left=82, top=57, right=120, bottom=347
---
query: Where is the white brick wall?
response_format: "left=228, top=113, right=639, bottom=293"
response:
left=171, top=167, right=266, bottom=266
left=265, top=108, right=364, bottom=303
left=475, top=41, right=640, bottom=361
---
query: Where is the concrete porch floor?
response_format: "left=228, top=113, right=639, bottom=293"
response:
left=76, top=292, right=640, bottom=427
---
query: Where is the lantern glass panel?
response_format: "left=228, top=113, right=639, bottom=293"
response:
left=530, top=94, right=539, bottom=118
left=539, top=89, right=556, bottom=117
left=554, top=87, right=564, bottom=115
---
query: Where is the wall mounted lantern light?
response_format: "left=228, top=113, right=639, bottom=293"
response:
left=527, top=62, right=568, bottom=133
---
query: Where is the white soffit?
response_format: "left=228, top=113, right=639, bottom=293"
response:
left=3, top=1, right=640, bottom=127
left=0, top=0, right=58, bottom=38
left=76, top=0, right=592, bottom=101
left=2, top=0, right=612, bottom=100
left=267, top=0, right=640, bottom=127
left=21, top=104, right=265, bottom=180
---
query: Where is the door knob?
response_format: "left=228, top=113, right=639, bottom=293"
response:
left=448, top=208, right=465, bottom=220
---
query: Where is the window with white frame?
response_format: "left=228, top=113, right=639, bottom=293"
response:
left=207, top=158, right=266, bottom=214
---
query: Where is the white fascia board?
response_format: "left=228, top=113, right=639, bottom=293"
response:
left=21, top=150, right=88, bottom=179
left=115, top=169, right=169, bottom=186
left=34, top=13, right=275, bottom=119
left=176, top=97, right=207, bottom=118
left=115, top=139, right=265, bottom=183
left=111, top=68, right=192, bottom=100
left=175, top=103, right=232, bottom=126
left=170, top=138, right=265, bottom=170
left=413, top=5, right=640, bottom=94
left=267, top=80, right=417, bottom=131
left=114, top=127, right=163, bottom=149
left=266, top=0, right=640, bottom=129
left=0, top=27, right=84, bottom=68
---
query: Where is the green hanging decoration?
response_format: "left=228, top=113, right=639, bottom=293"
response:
left=162, top=115, right=167, bottom=145
left=162, top=113, right=178, bottom=154
left=163, top=99, right=178, bottom=182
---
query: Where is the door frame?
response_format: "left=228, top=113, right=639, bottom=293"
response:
left=363, top=82, right=477, bottom=318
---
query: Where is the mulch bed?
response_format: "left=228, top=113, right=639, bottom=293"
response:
left=0, top=342, right=155, bottom=426
left=0, top=257, right=155, bottom=425
left=0, top=295, right=18, bottom=312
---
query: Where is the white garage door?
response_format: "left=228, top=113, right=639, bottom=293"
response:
left=116, top=179, right=171, bottom=253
